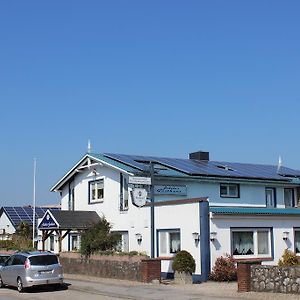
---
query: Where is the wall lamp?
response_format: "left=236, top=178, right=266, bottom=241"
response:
left=283, top=231, right=289, bottom=241
left=135, top=233, right=142, bottom=244
left=192, top=232, right=200, bottom=243
left=210, top=232, right=217, bottom=242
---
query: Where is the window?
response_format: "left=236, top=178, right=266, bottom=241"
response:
left=89, top=179, right=104, bottom=204
left=220, top=184, right=239, bottom=198
left=284, top=188, right=295, bottom=208
left=266, top=188, right=276, bottom=207
left=71, top=235, right=79, bottom=251
left=68, top=185, right=75, bottom=211
left=295, top=230, right=300, bottom=254
left=120, top=174, right=129, bottom=211
left=115, top=231, right=129, bottom=252
left=50, top=235, right=54, bottom=251
left=158, top=230, right=181, bottom=256
left=232, top=228, right=271, bottom=258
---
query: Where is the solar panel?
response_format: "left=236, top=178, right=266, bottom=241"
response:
left=103, top=153, right=297, bottom=181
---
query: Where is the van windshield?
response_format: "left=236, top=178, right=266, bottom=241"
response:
left=29, top=255, right=58, bottom=266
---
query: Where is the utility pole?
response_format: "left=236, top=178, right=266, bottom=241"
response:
left=32, top=158, right=37, bottom=248
left=149, top=162, right=155, bottom=258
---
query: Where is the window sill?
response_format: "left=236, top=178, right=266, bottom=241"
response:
left=89, top=200, right=104, bottom=204
left=233, top=257, right=273, bottom=262
left=220, top=195, right=240, bottom=198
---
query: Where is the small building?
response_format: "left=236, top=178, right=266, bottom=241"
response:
left=45, top=150, right=300, bottom=282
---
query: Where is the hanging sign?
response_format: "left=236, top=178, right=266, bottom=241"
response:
left=129, top=176, right=151, bottom=185
left=131, top=188, right=148, bottom=207
left=38, top=213, right=58, bottom=229
left=154, top=185, right=187, bottom=196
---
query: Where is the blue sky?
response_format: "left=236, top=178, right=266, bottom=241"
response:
left=0, top=1, right=300, bottom=206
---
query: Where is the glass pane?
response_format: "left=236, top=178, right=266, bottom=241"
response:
left=160, top=232, right=167, bottom=254
left=284, top=189, right=294, bottom=207
left=295, top=231, right=300, bottom=254
left=29, top=255, right=58, bottom=265
left=232, top=231, right=254, bottom=255
left=229, top=185, right=237, bottom=196
left=169, top=232, right=180, bottom=254
left=266, top=189, right=274, bottom=207
left=257, top=231, right=269, bottom=254
left=220, top=185, right=227, bottom=196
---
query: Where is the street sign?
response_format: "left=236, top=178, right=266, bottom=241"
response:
left=129, top=176, right=151, bottom=185
left=154, top=185, right=187, bottom=195
left=132, top=188, right=148, bottom=207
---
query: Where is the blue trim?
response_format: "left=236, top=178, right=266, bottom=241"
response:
left=161, top=272, right=174, bottom=280
left=199, top=201, right=210, bottom=282
left=210, top=206, right=300, bottom=215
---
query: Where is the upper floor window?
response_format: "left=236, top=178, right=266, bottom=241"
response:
left=284, top=188, right=295, bottom=208
left=220, top=183, right=240, bottom=198
left=265, top=188, right=276, bottom=208
left=89, top=179, right=104, bottom=204
left=120, top=174, right=129, bottom=211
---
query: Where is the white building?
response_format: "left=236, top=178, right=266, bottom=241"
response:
left=40, top=150, right=300, bottom=282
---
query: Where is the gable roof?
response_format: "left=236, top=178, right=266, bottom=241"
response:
left=38, top=210, right=100, bottom=230
left=0, top=206, right=60, bottom=229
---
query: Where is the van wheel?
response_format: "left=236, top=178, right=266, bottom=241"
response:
left=0, top=276, right=4, bottom=288
left=17, top=277, right=24, bottom=293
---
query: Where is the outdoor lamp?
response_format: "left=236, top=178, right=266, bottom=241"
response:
left=210, top=232, right=217, bottom=241
left=55, top=235, right=59, bottom=243
left=192, top=232, right=200, bottom=242
left=283, top=231, right=289, bottom=241
left=135, top=233, right=142, bottom=244
left=37, top=235, right=42, bottom=242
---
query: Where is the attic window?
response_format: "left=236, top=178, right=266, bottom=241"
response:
left=216, top=165, right=234, bottom=171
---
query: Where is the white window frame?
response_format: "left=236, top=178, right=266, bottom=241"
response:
left=231, top=228, right=272, bottom=259
left=284, top=188, right=295, bottom=208
left=265, top=187, right=276, bottom=208
left=158, top=229, right=181, bottom=257
left=220, top=183, right=239, bottom=198
left=89, top=178, right=104, bottom=204
left=120, top=174, right=129, bottom=211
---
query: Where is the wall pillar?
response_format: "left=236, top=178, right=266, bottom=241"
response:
left=237, top=261, right=261, bottom=292
left=141, top=259, right=161, bottom=283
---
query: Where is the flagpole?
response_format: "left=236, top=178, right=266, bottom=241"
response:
left=32, top=158, right=37, bottom=248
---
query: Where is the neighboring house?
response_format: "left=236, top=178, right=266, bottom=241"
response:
left=0, top=206, right=59, bottom=240
left=43, top=150, right=300, bottom=282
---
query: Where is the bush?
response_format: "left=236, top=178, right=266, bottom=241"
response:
left=278, top=249, right=299, bottom=266
left=209, top=254, right=237, bottom=281
left=80, top=217, right=121, bottom=258
left=0, top=239, right=15, bottom=250
left=172, top=250, right=196, bottom=274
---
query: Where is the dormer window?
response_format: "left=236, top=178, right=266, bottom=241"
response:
left=220, top=183, right=240, bottom=198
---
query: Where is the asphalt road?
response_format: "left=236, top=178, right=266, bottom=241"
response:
left=0, top=278, right=242, bottom=300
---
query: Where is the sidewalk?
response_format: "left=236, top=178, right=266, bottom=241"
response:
left=64, top=274, right=300, bottom=300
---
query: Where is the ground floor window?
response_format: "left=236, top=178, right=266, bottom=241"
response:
left=115, top=231, right=129, bottom=252
left=295, top=230, right=300, bottom=254
left=49, top=235, right=54, bottom=251
left=231, top=228, right=271, bottom=258
left=70, top=234, right=80, bottom=251
left=158, top=229, right=180, bottom=256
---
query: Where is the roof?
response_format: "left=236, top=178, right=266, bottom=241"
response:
left=103, top=153, right=300, bottom=182
left=210, top=206, right=300, bottom=216
left=39, top=210, right=100, bottom=230
left=0, top=206, right=60, bottom=228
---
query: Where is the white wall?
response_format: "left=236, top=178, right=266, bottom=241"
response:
left=0, top=212, right=15, bottom=239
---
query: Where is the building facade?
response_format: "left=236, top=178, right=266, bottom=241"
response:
left=44, top=150, right=300, bottom=282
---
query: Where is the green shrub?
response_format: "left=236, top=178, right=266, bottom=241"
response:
left=209, top=254, right=237, bottom=281
left=80, top=217, right=121, bottom=258
left=172, top=250, right=196, bottom=274
left=278, top=249, right=299, bottom=266
left=0, top=239, right=15, bottom=250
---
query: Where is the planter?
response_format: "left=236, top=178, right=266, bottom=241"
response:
left=174, top=271, right=193, bottom=284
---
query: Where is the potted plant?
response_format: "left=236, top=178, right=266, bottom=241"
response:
left=172, top=250, right=195, bottom=284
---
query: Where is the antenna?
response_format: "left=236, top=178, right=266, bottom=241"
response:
left=277, top=155, right=282, bottom=172
left=87, top=139, right=92, bottom=154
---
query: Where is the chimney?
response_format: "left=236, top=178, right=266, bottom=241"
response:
left=189, top=151, right=209, bottom=161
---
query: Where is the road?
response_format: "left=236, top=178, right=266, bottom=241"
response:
left=0, top=278, right=242, bottom=300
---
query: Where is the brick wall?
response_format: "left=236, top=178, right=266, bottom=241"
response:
left=237, top=261, right=261, bottom=292
left=141, top=259, right=161, bottom=283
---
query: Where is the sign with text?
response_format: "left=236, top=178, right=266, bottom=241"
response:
left=131, top=188, right=148, bottom=207
left=154, top=185, right=187, bottom=196
left=38, top=213, right=58, bottom=229
left=129, top=176, right=151, bottom=185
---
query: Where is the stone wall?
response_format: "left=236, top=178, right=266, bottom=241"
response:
left=251, top=265, right=300, bottom=294
left=59, top=252, right=160, bottom=283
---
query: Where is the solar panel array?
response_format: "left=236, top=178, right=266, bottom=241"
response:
left=3, top=207, right=59, bottom=227
left=104, top=153, right=300, bottom=180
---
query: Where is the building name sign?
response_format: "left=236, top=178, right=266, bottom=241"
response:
left=129, top=176, right=151, bottom=185
left=154, top=185, right=187, bottom=196
left=39, top=213, right=58, bottom=229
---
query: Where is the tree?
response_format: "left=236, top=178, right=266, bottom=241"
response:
left=80, top=217, right=121, bottom=257
left=12, top=221, right=33, bottom=250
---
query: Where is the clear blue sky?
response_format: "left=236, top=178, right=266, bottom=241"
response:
left=1, top=1, right=300, bottom=206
